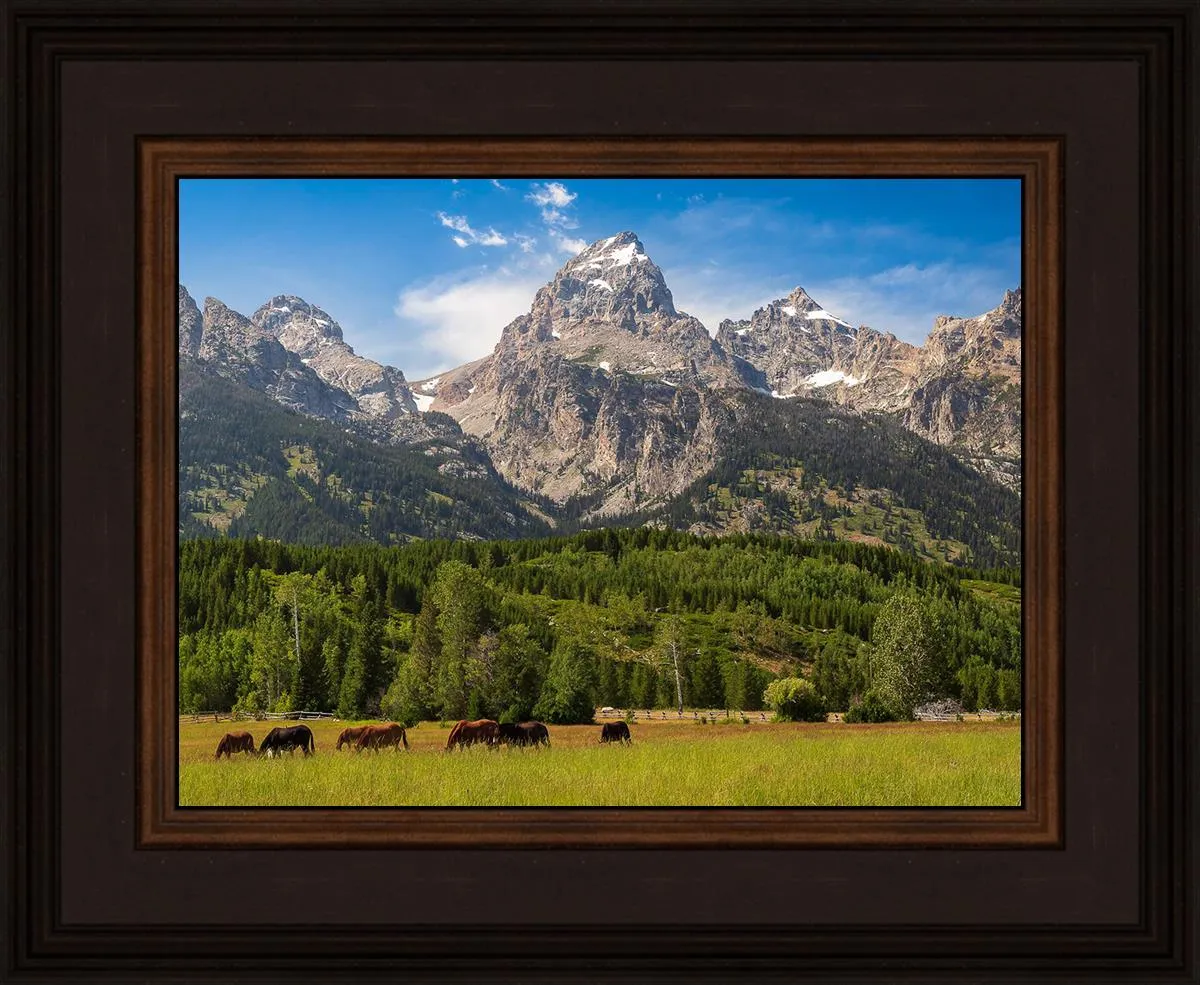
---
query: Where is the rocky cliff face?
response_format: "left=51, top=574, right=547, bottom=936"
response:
left=180, top=291, right=359, bottom=422
left=717, top=285, right=871, bottom=395
left=251, top=295, right=420, bottom=425
left=180, top=232, right=1023, bottom=517
left=421, top=233, right=747, bottom=511
left=178, top=286, right=460, bottom=447
left=716, top=284, right=1022, bottom=486
left=899, top=288, right=1022, bottom=482
left=489, top=232, right=741, bottom=387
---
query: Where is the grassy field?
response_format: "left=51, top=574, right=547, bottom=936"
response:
left=179, top=716, right=1021, bottom=808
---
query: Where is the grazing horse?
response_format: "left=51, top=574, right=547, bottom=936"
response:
left=214, top=731, right=257, bottom=759
left=496, top=721, right=550, bottom=748
left=336, top=725, right=371, bottom=751
left=354, top=723, right=409, bottom=752
left=259, top=723, right=316, bottom=757
left=445, top=719, right=499, bottom=750
left=600, top=721, right=632, bottom=744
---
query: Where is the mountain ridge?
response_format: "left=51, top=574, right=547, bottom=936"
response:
left=178, top=230, right=1022, bottom=565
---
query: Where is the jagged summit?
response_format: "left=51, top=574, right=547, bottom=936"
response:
left=732, top=286, right=855, bottom=334
left=252, top=295, right=345, bottom=356
left=561, top=231, right=659, bottom=281
left=475, top=230, right=739, bottom=395
left=715, top=285, right=867, bottom=398
left=528, top=231, right=678, bottom=329
left=179, top=288, right=421, bottom=437
left=179, top=261, right=1024, bottom=523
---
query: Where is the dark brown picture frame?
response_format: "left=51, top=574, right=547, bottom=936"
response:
left=4, top=1, right=1196, bottom=982
left=141, top=136, right=1061, bottom=848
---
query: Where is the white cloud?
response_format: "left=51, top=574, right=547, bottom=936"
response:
left=436, top=212, right=508, bottom=248
left=491, top=179, right=510, bottom=191
left=527, top=182, right=579, bottom=228
left=527, top=182, right=576, bottom=209
left=439, top=214, right=472, bottom=234
left=393, top=255, right=561, bottom=376
left=514, top=234, right=537, bottom=254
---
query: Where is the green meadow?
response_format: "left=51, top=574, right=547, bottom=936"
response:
left=180, top=717, right=1021, bottom=808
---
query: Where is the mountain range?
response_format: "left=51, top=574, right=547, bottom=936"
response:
left=178, top=230, right=1022, bottom=567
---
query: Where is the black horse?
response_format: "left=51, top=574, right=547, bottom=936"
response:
left=496, top=721, right=551, bottom=748
left=600, top=721, right=632, bottom=744
left=259, top=723, right=316, bottom=757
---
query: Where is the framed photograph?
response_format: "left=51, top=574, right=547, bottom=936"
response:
left=143, top=139, right=1058, bottom=847
left=4, top=2, right=1196, bottom=982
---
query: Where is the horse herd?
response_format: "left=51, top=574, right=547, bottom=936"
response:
left=212, top=718, right=633, bottom=759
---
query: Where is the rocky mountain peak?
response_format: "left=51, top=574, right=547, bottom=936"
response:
left=178, top=285, right=204, bottom=355
left=715, top=285, right=862, bottom=396
left=252, top=295, right=345, bottom=357
left=530, top=231, right=677, bottom=328
left=201, top=295, right=268, bottom=351
left=479, top=231, right=739, bottom=391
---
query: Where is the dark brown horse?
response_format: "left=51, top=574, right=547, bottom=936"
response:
left=336, top=725, right=371, bottom=750
left=496, top=721, right=550, bottom=748
left=600, top=721, right=632, bottom=744
left=354, top=723, right=409, bottom=752
left=445, top=719, right=499, bottom=750
left=214, top=730, right=257, bottom=759
left=260, top=723, right=316, bottom=757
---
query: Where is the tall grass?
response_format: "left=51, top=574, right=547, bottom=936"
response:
left=180, top=723, right=1020, bottom=807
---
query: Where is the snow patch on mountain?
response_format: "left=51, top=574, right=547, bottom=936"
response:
left=807, top=309, right=853, bottom=328
left=806, top=369, right=861, bottom=388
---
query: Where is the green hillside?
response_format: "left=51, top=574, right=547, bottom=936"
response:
left=179, top=361, right=552, bottom=544
left=178, top=530, right=1021, bottom=723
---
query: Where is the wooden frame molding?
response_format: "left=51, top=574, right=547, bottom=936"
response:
left=137, top=137, right=1063, bottom=849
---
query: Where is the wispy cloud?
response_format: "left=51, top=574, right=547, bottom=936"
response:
left=806, top=259, right=1017, bottom=343
left=491, top=179, right=511, bottom=191
left=661, top=263, right=794, bottom=336
left=437, top=212, right=507, bottom=248
left=551, top=232, right=589, bottom=255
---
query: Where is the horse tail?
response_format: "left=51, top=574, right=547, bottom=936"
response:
left=401, top=728, right=409, bottom=750
left=446, top=721, right=463, bottom=750
left=309, top=727, right=316, bottom=753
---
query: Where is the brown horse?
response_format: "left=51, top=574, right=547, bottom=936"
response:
left=445, top=719, right=499, bottom=750
left=336, top=725, right=371, bottom=751
left=259, top=723, right=316, bottom=757
left=496, top=721, right=550, bottom=748
left=354, top=723, right=409, bottom=752
left=600, top=721, right=632, bottom=744
left=214, top=731, right=257, bottom=759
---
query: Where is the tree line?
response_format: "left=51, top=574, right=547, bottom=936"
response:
left=178, top=529, right=1022, bottom=724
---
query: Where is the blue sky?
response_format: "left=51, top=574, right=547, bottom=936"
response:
left=179, top=177, right=1021, bottom=380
